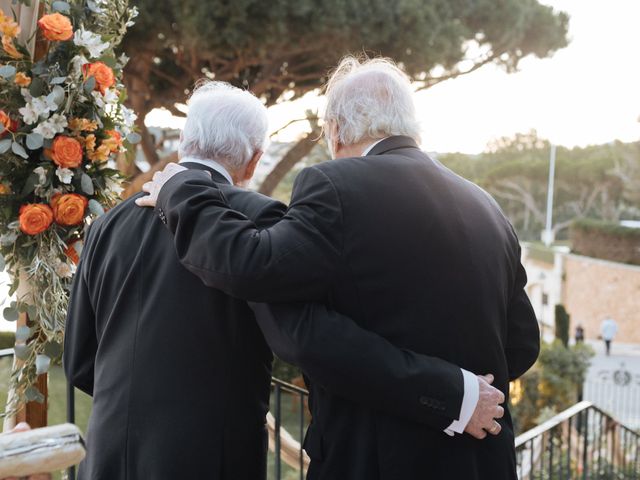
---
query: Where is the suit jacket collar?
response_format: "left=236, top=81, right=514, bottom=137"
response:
left=366, top=135, right=419, bottom=156
left=180, top=161, right=231, bottom=185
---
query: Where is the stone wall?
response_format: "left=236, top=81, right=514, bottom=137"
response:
left=562, top=254, right=640, bottom=344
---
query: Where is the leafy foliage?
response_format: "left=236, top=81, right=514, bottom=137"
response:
left=511, top=341, right=594, bottom=433
left=0, top=0, right=137, bottom=415
left=440, top=132, right=640, bottom=240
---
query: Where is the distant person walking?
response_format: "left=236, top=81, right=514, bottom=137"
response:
left=600, top=317, right=618, bottom=356
left=575, top=324, right=585, bottom=344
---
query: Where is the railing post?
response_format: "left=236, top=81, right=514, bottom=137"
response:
left=66, top=381, right=76, bottom=480
left=274, top=383, right=281, bottom=480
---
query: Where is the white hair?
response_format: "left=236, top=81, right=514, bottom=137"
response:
left=179, top=81, right=269, bottom=170
left=323, top=56, right=421, bottom=146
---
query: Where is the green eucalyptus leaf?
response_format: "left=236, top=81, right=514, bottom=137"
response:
left=26, top=132, right=44, bottom=150
left=87, top=0, right=101, bottom=13
left=126, top=132, right=141, bottom=144
left=29, top=77, right=46, bottom=97
left=0, top=232, right=18, bottom=247
left=31, top=62, right=47, bottom=76
left=84, top=76, right=96, bottom=94
left=0, top=65, right=16, bottom=79
left=26, top=304, right=37, bottom=318
left=81, top=173, right=95, bottom=195
left=35, top=354, right=51, bottom=375
left=11, top=142, right=28, bottom=159
left=0, top=139, right=11, bottom=153
left=15, top=326, right=31, bottom=342
left=47, top=85, right=65, bottom=107
left=21, top=173, right=39, bottom=195
left=15, top=344, right=30, bottom=361
left=0, top=254, right=4, bottom=271
left=51, top=1, right=71, bottom=13
left=24, top=385, right=40, bottom=401
left=2, top=307, right=18, bottom=322
left=88, top=199, right=104, bottom=216
left=43, top=341, right=63, bottom=359
left=49, top=76, right=67, bottom=85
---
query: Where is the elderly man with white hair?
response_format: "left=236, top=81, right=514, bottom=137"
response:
left=139, top=57, right=539, bottom=479
left=66, top=79, right=507, bottom=480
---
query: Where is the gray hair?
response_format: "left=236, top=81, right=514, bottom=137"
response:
left=323, top=56, right=421, bottom=146
left=179, top=81, right=269, bottom=170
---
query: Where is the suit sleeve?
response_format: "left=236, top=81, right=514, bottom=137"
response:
left=63, top=253, right=98, bottom=396
left=505, top=243, right=540, bottom=380
left=156, top=166, right=342, bottom=302
left=250, top=302, right=464, bottom=431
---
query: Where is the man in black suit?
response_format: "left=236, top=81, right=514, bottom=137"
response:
left=139, top=58, right=540, bottom=479
left=65, top=81, right=505, bottom=479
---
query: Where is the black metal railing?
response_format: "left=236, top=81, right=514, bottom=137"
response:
left=269, top=378, right=309, bottom=480
left=515, top=400, right=640, bottom=479
left=0, top=348, right=310, bottom=480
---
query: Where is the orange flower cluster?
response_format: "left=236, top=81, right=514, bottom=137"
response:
left=51, top=193, right=88, bottom=226
left=14, top=71, right=31, bottom=87
left=82, top=62, right=115, bottom=94
left=19, top=193, right=89, bottom=235
left=0, top=110, right=17, bottom=136
left=49, top=136, right=83, bottom=168
left=1, top=34, right=22, bottom=59
left=68, top=118, right=99, bottom=134
left=19, top=204, right=54, bottom=235
left=0, top=11, right=20, bottom=38
left=37, top=13, right=73, bottom=41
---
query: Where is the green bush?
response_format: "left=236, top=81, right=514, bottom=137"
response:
left=510, top=341, right=594, bottom=434
left=0, top=332, right=15, bottom=350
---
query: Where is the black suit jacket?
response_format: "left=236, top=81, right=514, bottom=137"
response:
left=65, top=162, right=469, bottom=480
left=156, top=137, right=540, bottom=480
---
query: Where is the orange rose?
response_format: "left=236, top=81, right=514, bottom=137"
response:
left=82, top=62, right=115, bottom=94
left=37, top=13, right=73, bottom=41
left=103, top=130, right=123, bottom=153
left=50, top=136, right=83, bottom=168
left=19, top=204, right=54, bottom=235
left=14, top=71, right=31, bottom=87
left=1, top=35, right=22, bottom=59
left=0, top=110, right=17, bottom=136
left=64, top=241, right=81, bottom=265
left=51, top=193, right=88, bottom=226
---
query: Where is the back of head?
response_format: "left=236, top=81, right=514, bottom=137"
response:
left=323, top=56, right=421, bottom=147
left=179, top=81, right=269, bottom=170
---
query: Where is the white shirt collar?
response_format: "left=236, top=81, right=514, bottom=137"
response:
left=361, top=137, right=390, bottom=156
left=179, top=156, right=234, bottom=185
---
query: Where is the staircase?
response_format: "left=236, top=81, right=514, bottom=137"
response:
left=515, top=401, right=640, bottom=479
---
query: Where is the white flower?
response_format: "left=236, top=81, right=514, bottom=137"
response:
left=70, top=54, right=89, bottom=77
left=103, top=88, right=119, bottom=105
left=19, top=95, right=59, bottom=125
left=55, top=167, right=74, bottom=184
left=33, top=167, right=47, bottom=185
left=91, top=90, right=105, bottom=111
left=33, top=113, right=68, bottom=139
left=73, top=28, right=109, bottom=59
left=105, top=175, right=123, bottom=196
left=55, top=261, right=73, bottom=278
left=120, top=105, right=138, bottom=135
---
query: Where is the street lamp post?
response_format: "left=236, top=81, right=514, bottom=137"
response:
left=542, top=144, right=557, bottom=247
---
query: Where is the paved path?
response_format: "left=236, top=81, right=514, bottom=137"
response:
left=582, top=340, right=640, bottom=429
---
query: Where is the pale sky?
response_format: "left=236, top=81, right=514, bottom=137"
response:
left=148, top=0, right=640, bottom=154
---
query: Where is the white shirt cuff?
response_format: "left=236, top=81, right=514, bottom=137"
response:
left=444, top=368, right=479, bottom=436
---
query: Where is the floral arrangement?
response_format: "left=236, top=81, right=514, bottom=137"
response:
left=0, top=0, right=138, bottom=412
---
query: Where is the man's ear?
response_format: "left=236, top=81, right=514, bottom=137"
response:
left=243, top=150, right=263, bottom=182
